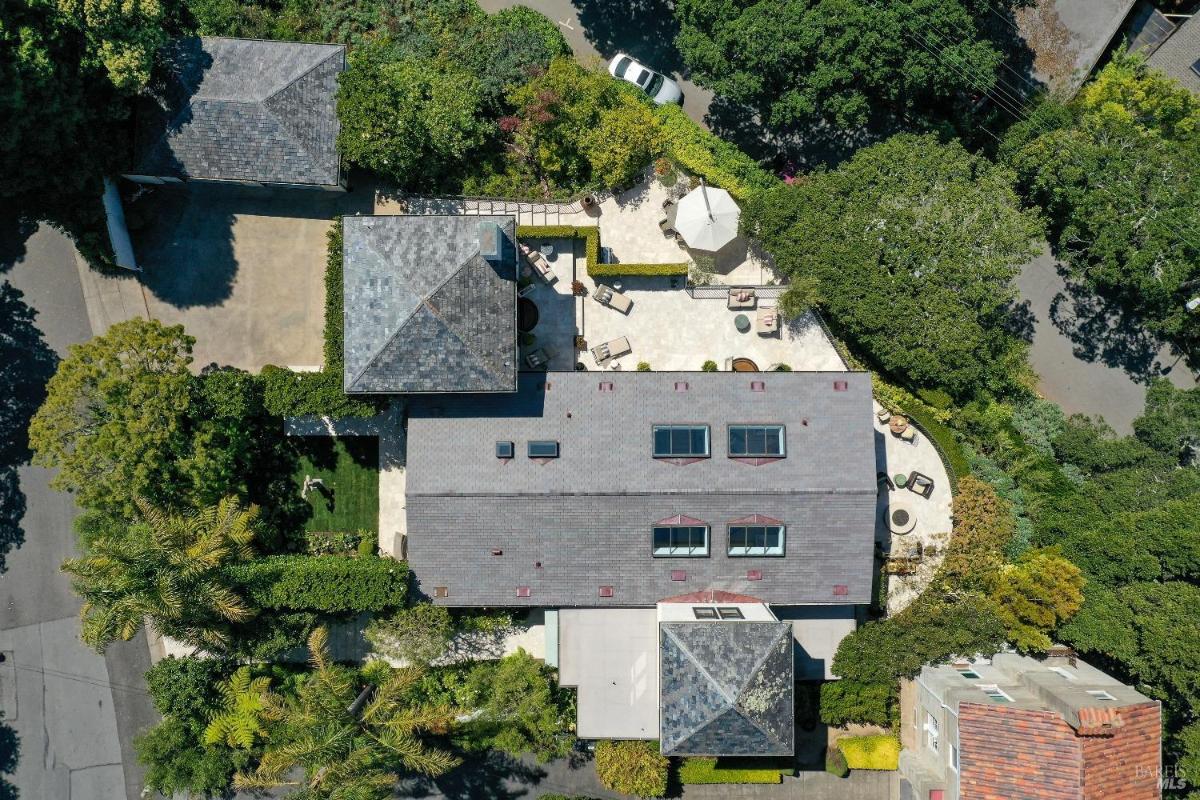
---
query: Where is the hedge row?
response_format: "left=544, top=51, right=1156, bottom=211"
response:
left=259, top=365, right=377, bottom=419
left=654, top=104, right=778, bottom=201
left=515, top=225, right=688, bottom=277
left=901, top=403, right=971, bottom=488
left=324, top=219, right=344, bottom=369
left=227, top=555, right=408, bottom=613
left=679, top=757, right=785, bottom=784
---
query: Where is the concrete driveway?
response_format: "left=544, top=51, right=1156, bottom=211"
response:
left=129, top=182, right=373, bottom=371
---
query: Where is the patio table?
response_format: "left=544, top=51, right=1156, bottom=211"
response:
left=888, top=415, right=910, bottom=435
left=734, top=313, right=751, bottom=333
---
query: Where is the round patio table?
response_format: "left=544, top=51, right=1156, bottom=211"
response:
left=888, top=415, right=910, bottom=435
left=734, top=313, right=751, bottom=333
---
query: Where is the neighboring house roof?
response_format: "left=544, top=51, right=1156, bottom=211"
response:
left=1147, top=12, right=1200, bottom=94
left=341, top=215, right=518, bottom=394
left=130, top=37, right=344, bottom=186
left=1016, top=0, right=1138, bottom=95
left=405, top=371, right=877, bottom=607
left=659, top=621, right=794, bottom=756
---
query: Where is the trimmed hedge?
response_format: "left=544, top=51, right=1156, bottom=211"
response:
left=901, top=403, right=971, bottom=487
left=654, top=104, right=777, bottom=200
left=259, top=366, right=377, bottom=419
left=324, top=219, right=344, bottom=369
left=227, top=555, right=408, bottom=613
left=837, top=735, right=900, bottom=771
left=679, top=757, right=784, bottom=785
left=516, top=224, right=688, bottom=277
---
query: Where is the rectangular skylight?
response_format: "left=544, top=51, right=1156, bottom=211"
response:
left=728, top=425, right=786, bottom=457
left=495, top=441, right=514, bottom=459
left=527, top=440, right=559, bottom=458
left=653, top=425, right=710, bottom=458
left=693, top=607, right=718, bottom=620
left=977, top=684, right=1013, bottom=702
left=716, top=607, right=744, bottom=619
left=1086, top=690, right=1116, bottom=701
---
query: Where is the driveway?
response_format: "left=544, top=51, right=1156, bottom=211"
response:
left=476, top=0, right=715, bottom=128
left=0, top=226, right=160, bottom=800
left=128, top=182, right=373, bottom=371
left=1016, top=248, right=1198, bottom=434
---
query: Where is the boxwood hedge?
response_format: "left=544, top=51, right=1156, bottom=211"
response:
left=515, top=225, right=687, bottom=277
left=227, top=555, right=408, bottom=614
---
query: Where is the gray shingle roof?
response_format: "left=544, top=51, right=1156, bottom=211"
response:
left=1147, top=13, right=1200, bottom=94
left=342, top=215, right=518, bottom=394
left=130, top=37, right=344, bottom=186
left=405, top=371, right=877, bottom=607
left=659, top=621, right=794, bottom=756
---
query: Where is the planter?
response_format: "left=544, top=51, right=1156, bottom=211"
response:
left=581, top=194, right=598, bottom=209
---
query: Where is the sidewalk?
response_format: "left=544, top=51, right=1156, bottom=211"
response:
left=73, top=254, right=149, bottom=337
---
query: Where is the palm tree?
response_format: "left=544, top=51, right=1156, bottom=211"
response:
left=203, top=666, right=275, bottom=748
left=234, top=627, right=460, bottom=799
left=62, top=496, right=257, bottom=652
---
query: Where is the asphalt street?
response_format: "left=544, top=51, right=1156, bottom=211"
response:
left=0, top=226, right=158, bottom=800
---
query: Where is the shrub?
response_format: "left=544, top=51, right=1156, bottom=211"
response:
left=259, top=366, right=377, bottom=419
left=227, top=555, right=408, bottom=613
left=653, top=104, right=776, bottom=200
left=514, top=225, right=687, bottom=277
left=366, top=603, right=454, bottom=666
left=819, top=680, right=893, bottom=727
left=324, top=219, right=344, bottom=369
left=702, top=360, right=718, bottom=372
left=938, top=476, right=1016, bottom=590
left=772, top=363, right=792, bottom=371
left=902, top=404, right=971, bottom=487
left=825, top=746, right=849, bottom=778
left=637, top=361, right=652, bottom=371
left=678, top=757, right=783, bottom=784
left=589, top=261, right=689, bottom=277
left=594, top=740, right=668, bottom=798
left=837, top=735, right=900, bottom=770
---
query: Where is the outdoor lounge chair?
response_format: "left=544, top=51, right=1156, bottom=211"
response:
left=520, top=245, right=557, bottom=284
left=590, top=336, right=631, bottom=365
left=593, top=284, right=633, bottom=314
left=727, top=288, right=756, bottom=309
left=907, top=471, right=934, bottom=498
left=524, top=348, right=548, bottom=369
left=756, top=307, right=779, bottom=336
left=898, top=426, right=918, bottom=444
left=876, top=407, right=894, bottom=424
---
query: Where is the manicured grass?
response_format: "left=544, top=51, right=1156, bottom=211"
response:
left=837, top=735, right=900, bottom=770
left=292, top=437, right=378, bottom=533
left=678, top=757, right=785, bottom=784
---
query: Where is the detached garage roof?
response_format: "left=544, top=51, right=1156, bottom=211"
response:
left=130, top=37, right=345, bottom=186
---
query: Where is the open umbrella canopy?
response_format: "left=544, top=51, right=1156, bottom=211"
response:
left=674, top=184, right=740, bottom=251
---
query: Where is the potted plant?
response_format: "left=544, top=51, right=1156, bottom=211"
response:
left=571, top=280, right=587, bottom=296
left=581, top=193, right=598, bottom=210
left=654, top=157, right=677, bottom=187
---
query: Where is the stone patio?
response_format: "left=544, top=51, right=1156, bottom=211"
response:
left=871, top=404, right=954, bottom=614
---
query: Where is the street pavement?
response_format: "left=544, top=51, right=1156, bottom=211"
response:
left=0, top=226, right=159, bottom=800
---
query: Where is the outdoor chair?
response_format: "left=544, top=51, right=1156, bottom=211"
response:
left=727, top=288, right=756, bottom=309
left=593, top=284, right=633, bottom=314
left=524, top=348, right=549, bottom=369
left=756, top=307, right=779, bottom=336
left=659, top=218, right=677, bottom=237
left=877, top=472, right=895, bottom=493
left=876, top=407, right=893, bottom=424
left=521, top=245, right=557, bottom=284
left=898, top=427, right=918, bottom=445
left=907, top=471, right=935, bottom=498
left=590, top=336, right=631, bottom=365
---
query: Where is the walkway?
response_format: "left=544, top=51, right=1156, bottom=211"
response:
left=1017, top=247, right=1197, bottom=435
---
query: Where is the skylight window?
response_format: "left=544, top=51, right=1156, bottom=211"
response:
left=977, top=684, right=1013, bottom=702
left=1048, top=666, right=1076, bottom=681
left=693, top=607, right=718, bottom=620
left=527, top=440, right=559, bottom=458
left=495, top=441, right=514, bottom=459
left=728, top=425, right=785, bottom=457
left=1086, top=690, right=1116, bottom=701
left=716, top=607, right=744, bottom=619
left=652, top=525, right=709, bottom=557
left=653, top=425, right=710, bottom=458
left=728, top=525, right=785, bottom=556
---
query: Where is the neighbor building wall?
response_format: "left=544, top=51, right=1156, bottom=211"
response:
left=958, top=703, right=1084, bottom=800
left=1080, top=702, right=1162, bottom=800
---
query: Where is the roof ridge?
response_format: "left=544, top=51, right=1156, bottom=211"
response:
left=261, top=45, right=344, bottom=105
left=731, top=624, right=793, bottom=749
left=421, top=254, right=510, bottom=383
left=260, top=48, right=343, bottom=164
left=661, top=626, right=735, bottom=749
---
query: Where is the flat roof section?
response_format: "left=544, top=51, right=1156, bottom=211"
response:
left=558, top=609, right=659, bottom=740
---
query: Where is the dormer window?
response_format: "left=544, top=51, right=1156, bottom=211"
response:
left=653, top=425, right=710, bottom=458
left=728, top=524, right=785, bottom=556
left=652, top=524, right=709, bottom=557
left=728, top=425, right=785, bottom=457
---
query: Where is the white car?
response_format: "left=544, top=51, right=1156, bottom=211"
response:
left=607, top=53, right=683, bottom=105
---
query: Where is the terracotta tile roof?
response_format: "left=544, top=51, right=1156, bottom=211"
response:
left=1075, top=706, right=1124, bottom=736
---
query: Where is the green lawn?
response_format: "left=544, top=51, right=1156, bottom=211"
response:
left=293, top=437, right=379, bottom=534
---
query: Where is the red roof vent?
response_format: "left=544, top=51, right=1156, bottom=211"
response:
left=833, top=380, right=849, bottom=391
left=670, top=570, right=686, bottom=581
left=599, top=381, right=614, bottom=392
left=675, top=381, right=689, bottom=392
left=833, top=584, right=849, bottom=596
left=516, top=586, right=531, bottom=598
left=598, top=585, right=614, bottom=598
left=750, top=381, right=765, bottom=392
left=930, top=791, right=945, bottom=800
left=491, top=548, right=503, bottom=556
left=747, top=570, right=763, bottom=581
left=434, top=586, right=449, bottom=598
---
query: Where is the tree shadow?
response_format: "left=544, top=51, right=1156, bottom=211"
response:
left=570, top=0, right=685, bottom=73
left=398, top=750, right=547, bottom=799
left=1048, top=271, right=1180, bottom=382
left=0, top=282, right=59, bottom=572
left=1003, top=298, right=1038, bottom=344
left=0, top=711, right=17, bottom=800
left=0, top=213, right=37, bottom=276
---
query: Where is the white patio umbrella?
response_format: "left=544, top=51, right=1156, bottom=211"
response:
left=673, top=182, right=740, bottom=251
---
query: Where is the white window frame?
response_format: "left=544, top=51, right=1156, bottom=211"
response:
left=1086, top=689, right=1116, bottom=701
left=652, top=525, right=709, bottom=557
left=728, top=424, right=787, bottom=457
left=949, top=742, right=959, bottom=772
left=1048, top=666, right=1076, bottom=681
left=652, top=425, right=710, bottom=458
left=727, top=524, right=785, bottom=556
left=977, top=684, right=1014, bottom=702
left=924, top=712, right=940, bottom=753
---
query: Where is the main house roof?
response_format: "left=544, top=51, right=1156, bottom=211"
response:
left=405, top=371, right=877, bottom=607
left=130, top=37, right=344, bottom=186
left=1147, top=12, right=1200, bottom=95
left=659, top=621, right=794, bottom=756
left=342, top=215, right=518, bottom=394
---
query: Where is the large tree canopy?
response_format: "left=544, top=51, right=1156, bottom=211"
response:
left=1001, top=54, right=1200, bottom=355
left=672, top=0, right=1015, bottom=128
left=744, top=133, right=1041, bottom=397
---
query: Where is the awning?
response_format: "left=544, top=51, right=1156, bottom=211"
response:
left=674, top=183, right=740, bottom=251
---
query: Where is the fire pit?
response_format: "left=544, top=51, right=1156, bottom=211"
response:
left=517, top=298, right=539, bottom=333
left=731, top=357, right=759, bottom=372
left=885, top=500, right=917, bottom=534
